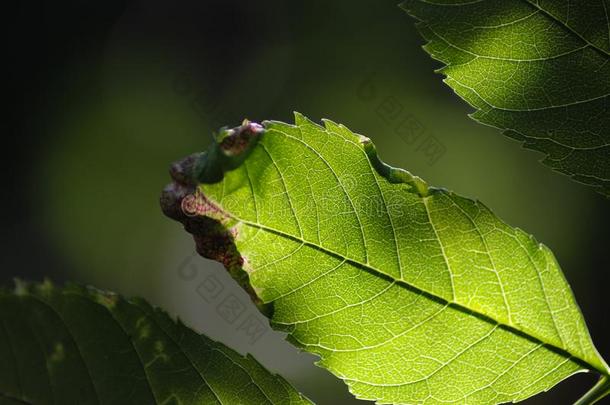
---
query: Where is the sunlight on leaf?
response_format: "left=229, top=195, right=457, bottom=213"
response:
left=162, top=114, right=610, bottom=404
left=401, top=0, right=610, bottom=197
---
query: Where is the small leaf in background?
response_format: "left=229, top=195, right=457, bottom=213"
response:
left=162, top=114, right=610, bottom=404
left=400, top=0, right=610, bottom=197
left=0, top=280, right=310, bottom=405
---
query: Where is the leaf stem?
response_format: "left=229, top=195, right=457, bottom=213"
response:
left=574, top=376, right=610, bottom=405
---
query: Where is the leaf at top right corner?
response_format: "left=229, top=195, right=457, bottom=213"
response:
left=400, top=0, right=610, bottom=197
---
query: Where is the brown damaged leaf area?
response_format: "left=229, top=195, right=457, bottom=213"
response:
left=218, top=119, right=264, bottom=156
left=160, top=121, right=267, bottom=312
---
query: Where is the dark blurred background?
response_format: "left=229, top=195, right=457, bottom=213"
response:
left=4, top=1, right=609, bottom=404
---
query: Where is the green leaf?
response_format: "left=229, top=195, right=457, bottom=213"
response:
left=400, top=0, right=610, bottom=197
left=162, top=114, right=610, bottom=404
left=0, top=280, right=310, bottom=405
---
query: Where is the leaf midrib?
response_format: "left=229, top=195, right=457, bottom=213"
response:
left=406, top=0, right=610, bottom=112
left=405, top=0, right=610, bottom=58
left=221, top=209, right=607, bottom=376
left=523, top=0, right=610, bottom=58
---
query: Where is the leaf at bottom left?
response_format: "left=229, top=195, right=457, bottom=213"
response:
left=0, top=280, right=311, bottom=405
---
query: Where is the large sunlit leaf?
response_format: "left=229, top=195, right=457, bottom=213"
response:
left=400, top=0, right=610, bottom=197
left=161, top=115, right=610, bottom=404
left=0, top=280, right=310, bottom=405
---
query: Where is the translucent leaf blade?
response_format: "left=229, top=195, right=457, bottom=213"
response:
left=400, top=0, right=610, bottom=196
left=162, top=114, right=609, bottom=404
